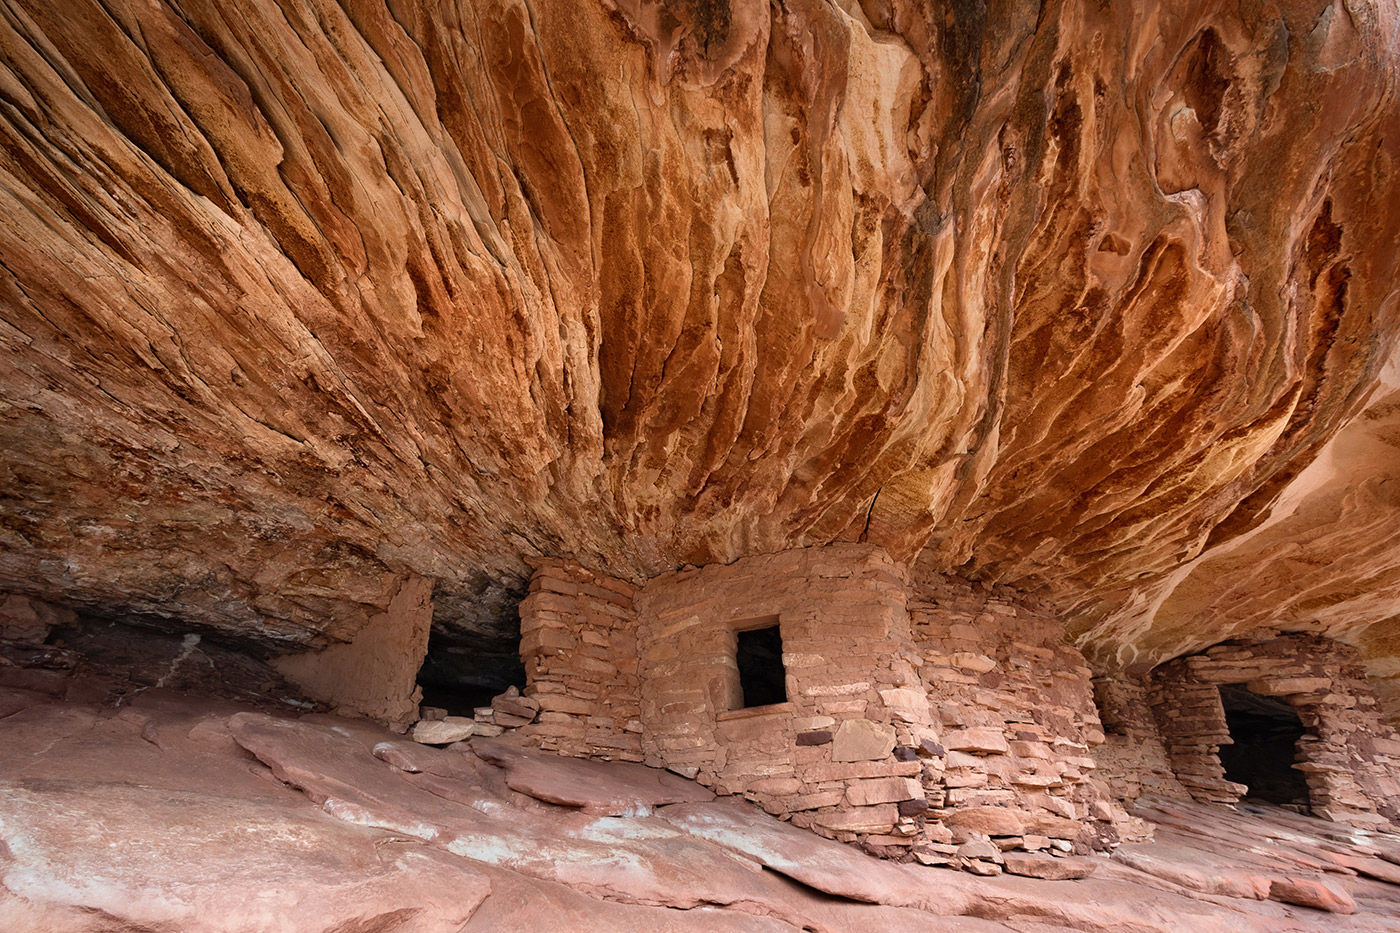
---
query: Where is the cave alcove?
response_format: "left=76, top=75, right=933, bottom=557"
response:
left=1216, top=683, right=1313, bottom=811
left=415, top=622, right=525, bottom=717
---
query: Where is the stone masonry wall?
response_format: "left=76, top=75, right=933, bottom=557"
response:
left=515, top=545, right=1134, bottom=865
left=634, top=544, right=937, bottom=855
left=516, top=559, right=642, bottom=761
left=1145, top=672, right=1242, bottom=805
left=1091, top=674, right=1190, bottom=807
left=1149, top=631, right=1400, bottom=829
left=908, top=571, right=1119, bottom=850
left=273, top=574, right=433, bottom=730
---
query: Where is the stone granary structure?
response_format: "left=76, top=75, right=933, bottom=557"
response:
left=3, top=0, right=1400, bottom=908
left=1099, top=634, right=1400, bottom=828
left=511, top=543, right=1400, bottom=861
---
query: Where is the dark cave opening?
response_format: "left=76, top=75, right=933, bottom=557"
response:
left=416, top=676, right=502, bottom=718
left=415, top=624, right=525, bottom=717
left=0, top=606, right=316, bottom=712
left=736, top=622, right=787, bottom=709
left=1217, top=684, right=1312, bottom=809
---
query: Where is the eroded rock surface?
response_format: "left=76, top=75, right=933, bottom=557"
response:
left=6, top=682, right=1400, bottom=932
left=1075, top=351, right=1400, bottom=704
left=0, top=0, right=1397, bottom=676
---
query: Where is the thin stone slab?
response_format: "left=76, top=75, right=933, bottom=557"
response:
left=1002, top=853, right=1098, bottom=881
left=470, top=736, right=714, bottom=815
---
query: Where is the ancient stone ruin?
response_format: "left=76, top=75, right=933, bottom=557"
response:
left=489, top=546, right=1400, bottom=872
left=4, top=0, right=1400, bottom=928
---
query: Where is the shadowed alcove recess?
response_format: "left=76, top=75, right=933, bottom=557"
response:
left=735, top=620, right=787, bottom=709
left=416, top=622, right=525, bottom=716
left=1217, top=684, right=1311, bottom=810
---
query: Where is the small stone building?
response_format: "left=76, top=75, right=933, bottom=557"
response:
left=517, top=543, right=1118, bottom=857
left=1094, top=632, right=1400, bottom=828
left=513, top=543, right=1400, bottom=858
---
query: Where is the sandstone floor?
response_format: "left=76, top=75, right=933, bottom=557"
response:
left=4, top=677, right=1400, bottom=932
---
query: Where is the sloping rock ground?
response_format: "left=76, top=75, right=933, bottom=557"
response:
left=7, top=669, right=1400, bottom=932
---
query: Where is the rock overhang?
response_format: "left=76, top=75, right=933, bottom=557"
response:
left=0, top=0, right=1396, bottom=682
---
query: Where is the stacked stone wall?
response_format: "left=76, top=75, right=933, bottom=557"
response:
left=1145, top=672, right=1242, bottom=804
left=1149, top=632, right=1400, bottom=828
left=516, top=560, right=642, bottom=760
left=515, top=545, right=1135, bottom=864
left=1090, top=674, right=1191, bottom=806
left=633, top=544, right=936, bottom=854
left=908, top=572, right=1115, bottom=848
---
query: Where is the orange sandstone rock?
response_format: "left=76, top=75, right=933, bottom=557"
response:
left=0, top=0, right=1396, bottom=699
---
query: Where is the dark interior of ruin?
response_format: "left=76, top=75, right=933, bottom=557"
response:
left=417, top=624, right=523, bottom=716
left=736, top=623, right=787, bottom=709
left=1217, top=684, right=1312, bottom=809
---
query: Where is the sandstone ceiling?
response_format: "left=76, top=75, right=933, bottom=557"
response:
left=0, top=0, right=1397, bottom=682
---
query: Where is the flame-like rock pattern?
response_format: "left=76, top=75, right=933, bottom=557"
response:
left=0, top=1, right=1396, bottom=675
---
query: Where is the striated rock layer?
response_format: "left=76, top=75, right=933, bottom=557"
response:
left=0, top=0, right=1397, bottom=673
left=8, top=669, right=1400, bottom=931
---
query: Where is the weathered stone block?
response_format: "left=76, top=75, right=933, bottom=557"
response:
left=746, top=777, right=803, bottom=796
left=878, top=686, right=928, bottom=717
left=944, top=727, right=1010, bottom=754
left=1003, top=853, right=1097, bottom=880
left=844, top=776, right=922, bottom=807
left=1249, top=677, right=1331, bottom=696
left=803, top=759, right=922, bottom=782
left=1009, top=740, right=1052, bottom=759
left=831, top=719, right=897, bottom=762
left=944, top=806, right=1024, bottom=836
left=814, top=805, right=898, bottom=834
left=1372, top=737, right=1400, bottom=757
left=951, top=653, right=998, bottom=674
left=411, top=717, right=476, bottom=745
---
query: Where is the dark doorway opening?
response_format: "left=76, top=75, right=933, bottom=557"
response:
left=1217, top=684, right=1311, bottom=810
left=415, top=626, right=525, bottom=717
left=736, top=623, right=787, bottom=708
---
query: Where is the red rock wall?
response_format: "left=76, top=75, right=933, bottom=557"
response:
left=908, top=572, right=1115, bottom=845
left=1, top=0, right=1397, bottom=701
left=1148, top=633, right=1400, bottom=828
left=516, top=560, right=642, bottom=760
left=0, top=593, right=75, bottom=644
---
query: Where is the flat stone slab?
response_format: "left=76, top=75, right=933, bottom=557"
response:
left=1114, top=845, right=1273, bottom=900
left=469, top=737, right=714, bottom=815
left=1002, top=853, right=1098, bottom=881
left=412, top=716, right=478, bottom=744
left=7, top=682, right=1400, bottom=933
left=656, top=799, right=973, bottom=914
left=1269, top=877, right=1357, bottom=914
left=0, top=778, right=488, bottom=933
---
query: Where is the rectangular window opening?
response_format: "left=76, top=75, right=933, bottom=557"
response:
left=736, top=622, right=787, bottom=708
